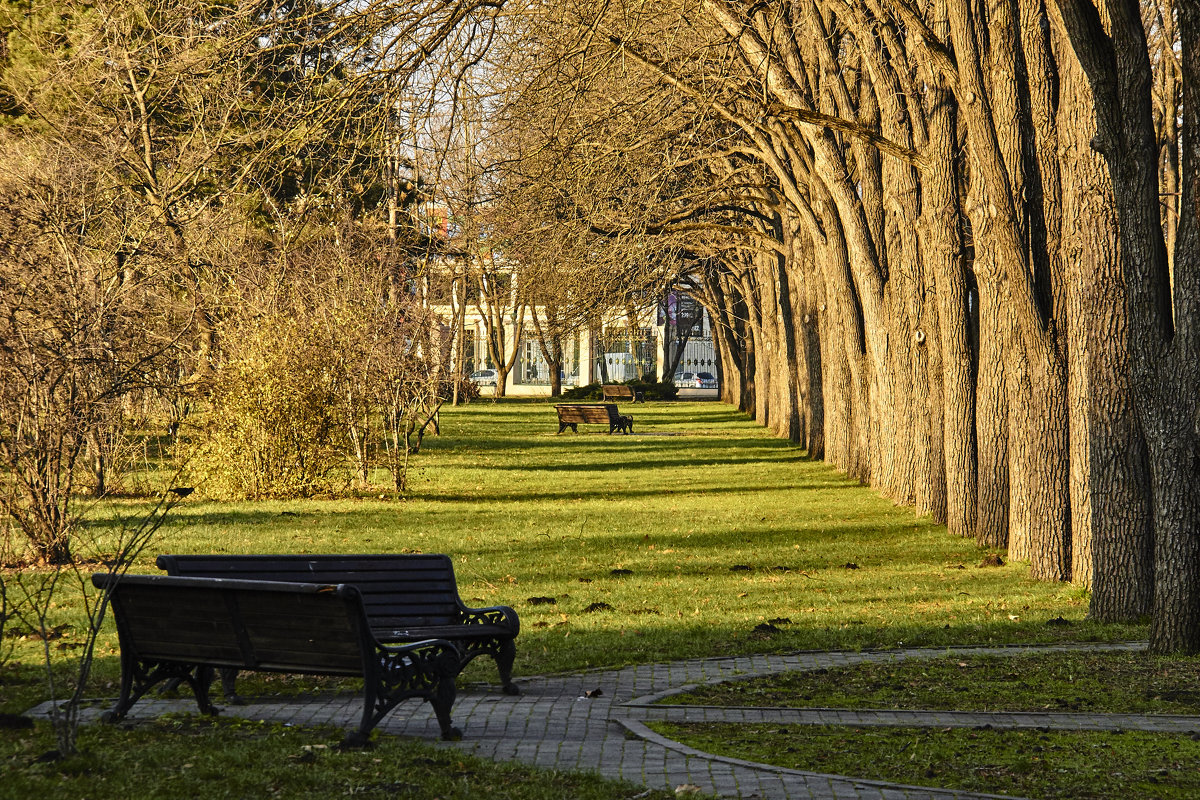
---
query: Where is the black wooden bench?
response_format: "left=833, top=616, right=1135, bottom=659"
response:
left=92, top=573, right=461, bottom=746
left=601, top=384, right=643, bottom=403
left=156, top=553, right=520, bottom=695
left=555, top=403, right=633, bottom=434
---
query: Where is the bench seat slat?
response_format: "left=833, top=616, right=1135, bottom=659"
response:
left=362, top=601, right=460, bottom=615
left=132, top=646, right=363, bottom=675
left=157, top=555, right=448, bottom=570
left=374, top=624, right=512, bottom=640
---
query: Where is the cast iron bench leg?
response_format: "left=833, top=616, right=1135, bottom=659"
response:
left=497, top=639, right=520, bottom=695
left=218, top=668, right=243, bottom=704
left=346, top=645, right=461, bottom=748
left=106, top=661, right=218, bottom=723
left=433, top=678, right=462, bottom=740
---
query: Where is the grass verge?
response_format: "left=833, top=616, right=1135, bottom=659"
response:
left=650, top=722, right=1200, bottom=799
left=662, top=650, right=1199, bottom=714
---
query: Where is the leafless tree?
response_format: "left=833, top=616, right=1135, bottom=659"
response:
left=0, top=137, right=183, bottom=563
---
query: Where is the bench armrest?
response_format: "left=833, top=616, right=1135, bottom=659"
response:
left=376, top=637, right=460, bottom=671
left=460, top=604, right=520, bottom=636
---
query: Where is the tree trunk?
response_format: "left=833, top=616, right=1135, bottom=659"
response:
left=916, top=262, right=948, bottom=521
left=1054, top=30, right=1154, bottom=602
left=772, top=233, right=804, bottom=443
left=1054, top=0, right=1200, bottom=648
left=800, top=264, right=825, bottom=459
left=1006, top=328, right=1034, bottom=563
left=975, top=278, right=1010, bottom=549
left=1026, top=349, right=1072, bottom=580
left=922, top=46, right=977, bottom=536
left=740, top=267, right=771, bottom=425
left=1076, top=150, right=1155, bottom=615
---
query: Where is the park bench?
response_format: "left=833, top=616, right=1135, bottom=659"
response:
left=554, top=403, right=633, bottom=435
left=601, top=384, right=643, bottom=403
left=156, top=553, right=520, bottom=695
left=92, top=572, right=462, bottom=746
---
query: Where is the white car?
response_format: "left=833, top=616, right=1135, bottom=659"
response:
left=470, top=369, right=498, bottom=387
left=674, top=371, right=718, bottom=389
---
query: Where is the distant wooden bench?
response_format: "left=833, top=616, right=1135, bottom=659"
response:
left=157, top=553, right=520, bottom=695
left=92, top=573, right=462, bottom=746
left=601, top=384, right=643, bottom=403
left=554, top=403, right=633, bottom=435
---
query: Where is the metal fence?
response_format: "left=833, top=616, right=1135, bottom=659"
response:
left=593, top=328, right=657, bottom=382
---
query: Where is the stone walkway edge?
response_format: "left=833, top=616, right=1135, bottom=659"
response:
left=25, top=641, right=1177, bottom=800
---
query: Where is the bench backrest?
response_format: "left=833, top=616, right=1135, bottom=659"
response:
left=601, top=385, right=634, bottom=399
left=157, top=553, right=464, bottom=629
left=93, top=573, right=370, bottom=675
left=555, top=404, right=618, bottom=424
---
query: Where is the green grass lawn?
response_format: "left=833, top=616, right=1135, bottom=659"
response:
left=4, top=716, right=679, bottom=800
left=7, top=401, right=1121, bottom=688
left=661, top=650, right=1200, bottom=714
left=650, top=723, right=1200, bottom=799
left=1, top=400, right=1149, bottom=797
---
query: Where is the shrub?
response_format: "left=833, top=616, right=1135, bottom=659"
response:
left=185, top=317, right=345, bottom=499
left=560, top=380, right=678, bottom=401
left=561, top=382, right=604, bottom=400
left=635, top=381, right=679, bottom=401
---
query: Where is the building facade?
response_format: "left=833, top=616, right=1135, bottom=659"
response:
left=441, top=298, right=717, bottom=397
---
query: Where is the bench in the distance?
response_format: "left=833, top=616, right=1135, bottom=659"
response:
left=601, top=384, right=642, bottom=403
left=156, top=553, right=520, bottom=695
left=92, top=573, right=462, bottom=745
left=554, top=403, right=633, bottom=435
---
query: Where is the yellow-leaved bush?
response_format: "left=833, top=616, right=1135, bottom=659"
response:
left=184, top=315, right=347, bottom=499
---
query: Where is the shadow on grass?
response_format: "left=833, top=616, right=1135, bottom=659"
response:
left=424, top=431, right=794, bottom=456
left=440, top=533, right=986, bottom=594
left=132, top=471, right=863, bottom=533
left=458, top=452, right=827, bottom=475
left=429, top=442, right=817, bottom=479
left=413, top=479, right=865, bottom=506
left=81, top=507, right=312, bottom=534
left=508, top=617, right=1140, bottom=678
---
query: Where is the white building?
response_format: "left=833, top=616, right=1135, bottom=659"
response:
left=427, top=273, right=717, bottom=397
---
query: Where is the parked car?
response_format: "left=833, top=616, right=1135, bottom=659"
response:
left=470, top=369, right=498, bottom=387
left=674, top=371, right=718, bottom=389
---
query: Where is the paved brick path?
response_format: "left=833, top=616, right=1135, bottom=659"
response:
left=27, top=641, right=1180, bottom=799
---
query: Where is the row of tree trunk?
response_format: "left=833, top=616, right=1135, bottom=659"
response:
left=600, top=0, right=1199, bottom=652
